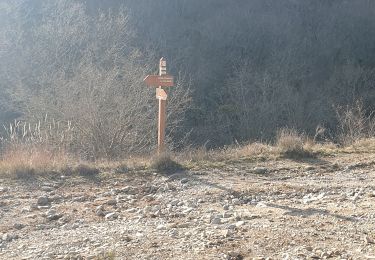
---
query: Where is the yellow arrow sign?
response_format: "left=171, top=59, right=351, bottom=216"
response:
left=156, top=88, right=167, bottom=100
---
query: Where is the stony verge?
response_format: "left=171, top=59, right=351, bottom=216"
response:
left=1, top=153, right=375, bottom=259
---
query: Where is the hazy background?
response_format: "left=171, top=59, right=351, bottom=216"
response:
left=1, top=0, right=375, bottom=158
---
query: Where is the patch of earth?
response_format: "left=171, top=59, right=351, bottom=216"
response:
left=1, top=153, right=375, bottom=259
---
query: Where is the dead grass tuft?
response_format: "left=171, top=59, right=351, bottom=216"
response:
left=177, top=143, right=273, bottom=163
left=150, top=154, right=184, bottom=174
left=344, top=137, right=375, bottom=153
left=276, top=128, right=314, bottom=158
left=73, top=164, right=100, bottom=176
left=93, top=156, right=148, bottom=173
left=179, top=147, right=214, bottom=162
left=0, top=145, right=70, bottom=179
left=11, top=165, right=36, bottom=179
left=231, top=142, right=276, bottom=159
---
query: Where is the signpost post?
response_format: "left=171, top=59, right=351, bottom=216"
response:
left=144, top=58, right=174, bottom=155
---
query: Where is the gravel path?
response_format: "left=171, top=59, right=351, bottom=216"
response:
left=1, top=153, right=375, bottom=259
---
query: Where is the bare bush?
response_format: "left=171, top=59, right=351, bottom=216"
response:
left=150, top=154, right=184, bottom=174
left=276, top=128, right=304, bottom=152
left=0, top=118, right=74, bottom=154
left=335, top=100, right=375, bottom=145
left=2, top=2, right=191, bottom=159
left=3, top=1, right=375, bottom=150
left=73, top=164, right=100, bottom=176
left=276, top=128, right=313, bottom=158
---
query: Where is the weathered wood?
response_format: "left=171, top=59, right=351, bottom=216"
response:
left=158, top=98, right=166, bottom=154
left=144, top=75, right=174, bottom=87
left=158, top=58, right=167, bottom=154
left=143, top=57, right=174, bottom=155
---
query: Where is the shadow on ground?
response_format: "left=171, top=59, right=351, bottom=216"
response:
left=267, top=203, right=358, bottom=222
left=168, top=171, right=357, bottom=223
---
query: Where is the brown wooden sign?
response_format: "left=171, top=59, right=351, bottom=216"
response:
left=143, top=57, right=174, bottom=154
left=144, top=75, right=174, bottom=87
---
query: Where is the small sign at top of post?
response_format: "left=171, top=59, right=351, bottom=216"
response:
left=160, top=59, right=167, bottom=74
left=143, top=58, right=174, bottom=154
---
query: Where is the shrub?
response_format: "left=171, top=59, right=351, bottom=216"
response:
left=74, top=164, right=100, bottom=176
left=10, top=165, right=36, bottom=179
left=233, top=142, right=274, bottom=159
left=335, top=100, right=375, bottom=145
left=114, top=163, right=129, bottom=174
left=276, top=128, right=313, bottom=158
left=150, top=154, right=184, bottom=174
left=178, top=147, right=213, bottom=162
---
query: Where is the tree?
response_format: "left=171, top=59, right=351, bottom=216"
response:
left=0, top=1, right=191, bottom=159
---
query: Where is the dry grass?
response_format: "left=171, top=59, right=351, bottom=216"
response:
left=0, top=145, right=71, bottom=179
left=230, top=142, right=277, bottom=159
left=177, top=139, right=322, bottom=169
left=276, top=128, right=304, bottom=153
left=0, top=132, right=370, bottom=180
left=342, top=138, right=375, bottom=153
left=304, top=141, right=338, bottom=155
left=95, top=156, right=149, bottom=173
left=73, top=164, right=100, bottom=176
left=177, top=143, right=275, bottom=164
left=150, top=154, right=185, bottom=174
left=335, top=100, right=375, bottom=146
left=0, top=144, right=102, bottom=179
left=275, top=128, right=315, bottom=158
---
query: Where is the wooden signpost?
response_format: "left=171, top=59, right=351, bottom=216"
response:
left=144, top=75, right=174, bottom=87
left=144, top=58, right=174, bottom=154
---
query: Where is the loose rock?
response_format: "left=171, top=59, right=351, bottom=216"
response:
left=254, top=167, right=268, bottom=174
left=37, top=196, right=49, bottom=206
left=105, top=212, right=118, bottom=220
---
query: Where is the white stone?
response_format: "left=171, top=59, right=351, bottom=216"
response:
left=105, top=212, right=118, bottom=220
left=232, top=199, right=241, bottom=205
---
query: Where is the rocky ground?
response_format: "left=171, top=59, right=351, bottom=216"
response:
left=1, top=152, right=375, bottom=260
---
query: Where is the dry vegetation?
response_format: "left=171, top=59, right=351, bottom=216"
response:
left=1, top=101, right=367, bottom=180
left=1, top=100, right=373, bottom=180
left=1, top=2, right=375, bottom=259
left=1, top=2, right=375, bottom=178
left=0, top=146, right=69, bottom=179
left=2, top=1, right=375, bottom=152
left=0, top=127, right=365, bottom=180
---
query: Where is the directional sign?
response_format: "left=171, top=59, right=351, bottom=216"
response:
left=156, top=88, right=168, bottom=100
left=144, top=75, right=174, bottom=87
left=144, top=57, right=173, bottom=155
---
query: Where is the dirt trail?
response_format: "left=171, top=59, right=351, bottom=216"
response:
left=1, top=153, right=375, bottom=259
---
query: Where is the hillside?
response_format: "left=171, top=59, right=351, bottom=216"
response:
left=1, top=1, right=375, bottom=151
left=1, top=2, right=375, bottom=259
